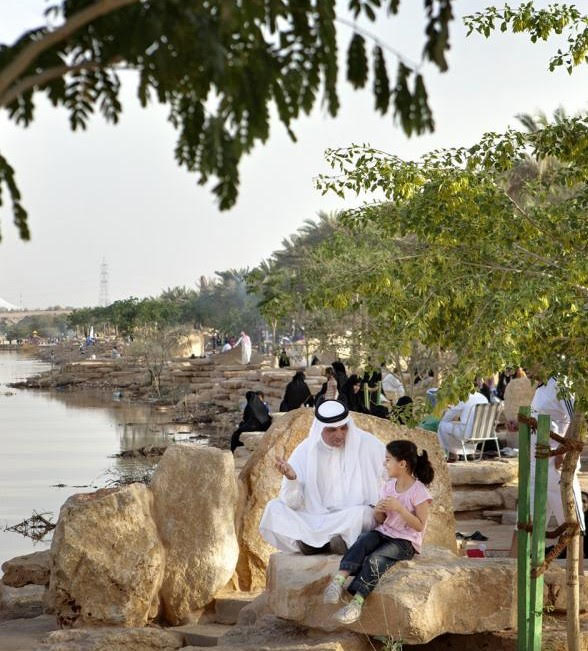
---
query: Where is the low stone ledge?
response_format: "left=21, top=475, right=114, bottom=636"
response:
left=0, top=583, right=46, bottom=621
left=39, top=627, right=184, bottom=650
left=448, top=460, right=517, bottom=486
left=452, top=488, right=504, bottom=512
left=266, top=548, right=516, bottom=644
left=1, top=550, right=51, bottom=587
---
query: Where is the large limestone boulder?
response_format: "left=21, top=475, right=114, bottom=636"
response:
left=49, top=484, right=165, bottom=628
left=40, top=627, right=184, bottom=650
left=1, top=550, right=51, bottom=587
left=151, top=445, right=239, bottom=624
left=266, top=550, right=516, bottom=644
left=235, top=408, right=456, bottom=590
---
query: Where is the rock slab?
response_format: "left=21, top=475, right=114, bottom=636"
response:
left=236, top=408, right=456, bottom=590
left=448, top=459, right=518, bottom=486
left=266, top=549, right=516, bottom=644
left=0, top=583, right=45, bottom=621
left=1, top=550, right=51, bottom=587
left=151, top=445, right=239, bottom=625
left=49, top=484, right=165, bottom=627
left=40, top=627, right=184, bottom=650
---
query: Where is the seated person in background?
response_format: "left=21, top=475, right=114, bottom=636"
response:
left=496, top=367, right=514, bottom=400
left=231, top=391, right=272, bottom=452
left=221, top=340, right=232, bottom=352
left=339, top=374, right=369, bottom=414
left=332, top=361, right=348, bottom=391
left=437, top=383, right=488, bottom=460
left=391, top=396, right=414, bottom=425
left=381, top=368, right=405, bottom=404
left=315, top=367, right=339, bottom=405
left=279, top=371, right=313, bottom=411
left=259, top=400, right=385, bottom=555
left=278, top=348, right=291, bottom=368
left=256, top=390, right=271, bottom=416
left=480, top=375, right=500, bottom=404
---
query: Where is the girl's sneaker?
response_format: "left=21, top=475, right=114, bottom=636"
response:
left=323, top=579, right=344, bottom=604
left=333, top=599, right=363, bottom=624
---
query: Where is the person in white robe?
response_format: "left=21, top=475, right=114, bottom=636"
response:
left=530, top=376, right=585, bottom=532
left=437, top=388, right=488, bottom=459
left=234, top=331, right=252, bottom=364
left=259, top=400, right=386, bottom=554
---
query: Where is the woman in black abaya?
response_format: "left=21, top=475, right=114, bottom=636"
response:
left=279, top=371, right=313, bottom=411
left=231, top=391, right=272, bottom=452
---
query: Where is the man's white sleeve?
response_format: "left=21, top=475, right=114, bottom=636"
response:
left=280, top=478, right=305, bottom=510
left=441, top=404, right=462, bottom=423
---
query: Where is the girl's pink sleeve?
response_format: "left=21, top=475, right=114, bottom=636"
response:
left=413, top=482, right=433, bottom=506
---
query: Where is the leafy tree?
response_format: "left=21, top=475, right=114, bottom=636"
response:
left=464, top=3, right=588, bottom=73
left=315, top=115, right=588, bottom=408
left=4, top=313, right=70, bottom=339
left=0, top=0, right=459, bottom=241
left=129, top=326, right=188, bottom=398
left=249, top=211, right=454, bottom=384
left=194, top=269, right=264, bottom=339
left=1, top=2, right=586, bottom=241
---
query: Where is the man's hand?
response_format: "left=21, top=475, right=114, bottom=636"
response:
left=375, top=497, right=403, bottom=513
left=275, top=456, right=297, bottom=480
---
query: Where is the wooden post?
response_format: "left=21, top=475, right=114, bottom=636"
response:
left=528, top=413, right=550, bottom=649
left=561, top=414, right=585, bottom=651
left=517, top=406, right=532, bottom=651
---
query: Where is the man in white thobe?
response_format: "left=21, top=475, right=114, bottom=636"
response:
left=437, top=387, right=488, bottom=459
left=235, top=331, right=252, bottom=364
left=259, top=400, right=385, bottom=554
left=530, top=376, right=585, bottom=532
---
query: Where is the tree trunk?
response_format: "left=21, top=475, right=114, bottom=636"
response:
left=560, top=413, right=584, bottom=651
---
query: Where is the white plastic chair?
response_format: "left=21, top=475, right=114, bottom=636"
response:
left=461, top=403, right=500, bottom=462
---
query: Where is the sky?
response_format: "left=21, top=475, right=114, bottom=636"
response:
left=0, top=1, right=585, bottom=309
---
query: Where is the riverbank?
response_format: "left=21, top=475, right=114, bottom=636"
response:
left=0, top=351, right=202, bottom=566
left=11, top=343, right=326, bottom=447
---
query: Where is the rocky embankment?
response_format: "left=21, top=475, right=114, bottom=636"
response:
left=2, top=409, right=585, bottom=650
left=13, top=348, right=326, bottom=445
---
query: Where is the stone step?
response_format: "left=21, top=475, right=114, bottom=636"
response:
left=453, top=488, right=504, bottom=512
left=448, top=459, right=518, bottom=486
left=173, top=622, right=233, bottom=646
left=214, top=593, right=259, bottom=625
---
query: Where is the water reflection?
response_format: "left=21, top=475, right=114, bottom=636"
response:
left=0, top=351, right=207, bottom=565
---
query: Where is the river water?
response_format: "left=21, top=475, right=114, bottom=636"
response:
left=0, top=351, right=177, bottom=566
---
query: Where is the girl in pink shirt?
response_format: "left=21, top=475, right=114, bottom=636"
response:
left=323, top=440, right=434, bottom=624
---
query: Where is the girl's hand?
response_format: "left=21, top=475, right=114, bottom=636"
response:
left=376, top=497, right=403, bottom=513
left=274, top=456, right=297, bottom=480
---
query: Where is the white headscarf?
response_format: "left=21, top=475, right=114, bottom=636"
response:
left=286, top=400, right=385, bottom=514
